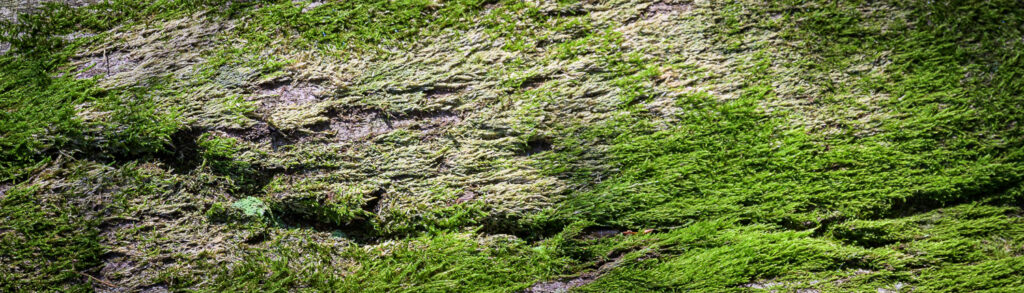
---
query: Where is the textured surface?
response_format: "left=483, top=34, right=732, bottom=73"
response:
left=1, top=0, right=1023, bottom=292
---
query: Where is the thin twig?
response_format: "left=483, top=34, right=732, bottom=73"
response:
left=103, top=49, right=109, bottom=76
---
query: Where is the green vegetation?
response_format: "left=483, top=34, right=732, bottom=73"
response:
left=239, top=0, right=493, bottom=54
left=204, top=232, right=569, bottom=292
left=1, top=0, right=1022, bottom=291
left=0, top=186, right=102, bottom=292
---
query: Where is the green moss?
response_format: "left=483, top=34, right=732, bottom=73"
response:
left=917, top=257, right=1024, bottom=292
left=207, top=232, right=570, bottom=292
left=2, top=0, right=1024, bottom=291
left=0, top=186, right=102, bottom=292
left=0, top=60, right=92, bottom=180
left=0, top=59, right=178, bottom=181
left=580, top=227, right=877, bottom=291
left=529, top=0, right=1024, bottom=290
left=207, top=197, right=271, bottom=224
left=236, top=0, right=494, bottom=55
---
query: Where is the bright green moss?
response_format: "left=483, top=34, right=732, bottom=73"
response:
left=206, top=232, right=571, bottom=292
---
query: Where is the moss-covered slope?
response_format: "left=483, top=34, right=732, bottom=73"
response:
left=1, top=0, right=1023, bottom=292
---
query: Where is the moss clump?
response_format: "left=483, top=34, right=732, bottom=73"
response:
left=0, top=186, right=102, bottom=292
left=207, top=196, right=271, bottom=224
left=208, top=232, right=571, bottom=292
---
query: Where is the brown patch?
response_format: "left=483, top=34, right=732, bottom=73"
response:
left=323, top=109, right=391, bottom=141
left=221, top=107, right=461, bottom=147
left=256, top=83, right=324, bottom=110
left=520, top=75, right=551, bottom=91
left=136, top=285, right=170, bottom=293
left=75, top=51, right=138, bottom=79
left=645, top=1, right=692, bottom=17
left=525, top=251, right=631, bottom=293
left=98, top=252, right=134, bottom=282
left=578, top=228, right=620, bottom=240
left=484, top=2, right=501, bottom=11
left=437, top=156, right=453, bottom=172
left=424, top=85, right=464, bottom=99
left=221, top=122, right=293, bottom=150
left=526, top=273, right=598, bottom=293
left=455, top=191, right=477, bottom=204
left=322, top=109, right=461, bottom=142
